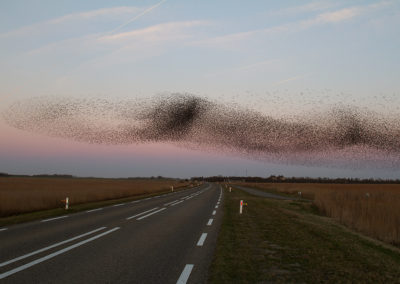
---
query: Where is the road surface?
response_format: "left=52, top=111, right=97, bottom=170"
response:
left=0, top=183, right=223, bottom=283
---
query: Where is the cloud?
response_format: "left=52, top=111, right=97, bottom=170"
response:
left=271, top=1, right=336, bottom=16
left=313, top=8, right=360, bottom=23
left=192, top=2, right=394, bottom=48
left=100, top=21, right=209, bottom=42
left=0, top=6, right=140, bottom=38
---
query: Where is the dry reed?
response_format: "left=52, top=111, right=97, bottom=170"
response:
left=0, top=177, right=189, bottom=217
left=237, top=182, right=400, bottom=246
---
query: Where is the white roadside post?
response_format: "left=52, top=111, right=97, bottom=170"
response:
left=229, top=187, right=232, bottom=192
left=171, top=186, right=174, bottom=192
left=239, top=200, right=243, bottom=214
left=65, top=197, right=69, bottom=210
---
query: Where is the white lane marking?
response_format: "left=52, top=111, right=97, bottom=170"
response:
left=131, top=200, right=140, bottom=204
left=41, top=215, right=68, bottom=223
left=207, top=219, right=213, bottom=226
left=144, top=197, right=152, bottom=200
left=212, top=210, right=216, bottom=215
left=0, top=227, right=119, bottom=280
left=177, top=264, right=194, bottom=284
left=164, top=200, right=179, bottom=206
left=86, top=208, right=103, bottom=213
left=0, top=227, right=106, bottom=268
left=215, top=205, right=218, bottom=209
left=170, top=200, right=184, bottom=206
left=137, top=208, right=166, bottom=220
left=197, top=233, right=207, bottom=246
left=0, top=228, right=7, bottom=232
left=113, top=203, right=125, bottom=207
left=126, top=207, right=159, bottom=220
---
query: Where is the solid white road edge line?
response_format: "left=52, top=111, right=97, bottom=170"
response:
left=176, top=264, right=194, bottom=284
left=137, top=208, right=166, bottom=220
left=197, top=233, right=207, bottom=246
left=126, top=207, right=159, bottom=220
left=0, top=227, right=106, bottom=268
left=0, top=228, right=7, bottom=232
left=86, top=208, right=103, bottom=213
left=0, top=227, right=119, bottom=280
left=207, top=219, right=213, bottom=226
left=41, top=215, right=68, bottom=223
left=113, top=203, right=125, bottom=207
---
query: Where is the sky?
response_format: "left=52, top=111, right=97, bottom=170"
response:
left=1, top=0, right=400, bottom=178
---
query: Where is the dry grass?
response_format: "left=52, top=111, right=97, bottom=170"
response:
left=210, top=187, right=400, bottom=283
left=235, top=182, right=400, bottom=246
left=0, top=177, right=189, bottom=217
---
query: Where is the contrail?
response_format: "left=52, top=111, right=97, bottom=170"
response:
left=109, top=0, right=167, bottom=34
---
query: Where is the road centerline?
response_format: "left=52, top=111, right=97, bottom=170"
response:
left=126, top=207, right=159, bottom=220
left=136, top=208, right=167, bottom=220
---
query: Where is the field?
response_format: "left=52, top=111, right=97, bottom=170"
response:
left=0, top=177, right=190, bottom=217
left=209, top=186, right=400, bottom=283
left=233, top=182, right=400, bottom=246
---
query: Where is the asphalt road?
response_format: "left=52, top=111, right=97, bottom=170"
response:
left=0, top=183, right=223, bottom=283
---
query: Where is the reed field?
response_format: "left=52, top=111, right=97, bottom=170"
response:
left=0, top=177, right=190, bottom=217
left=235, top=182, right=400, bottom=246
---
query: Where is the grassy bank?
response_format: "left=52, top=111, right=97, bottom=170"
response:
left=234, top=182, right=400, bottom=246
left=209, top=185, right=400, bottom=283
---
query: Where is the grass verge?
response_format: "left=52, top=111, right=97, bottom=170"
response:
left=209, top=185, right=400, bottom=283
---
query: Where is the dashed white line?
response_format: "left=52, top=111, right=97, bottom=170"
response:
left=126, top=207, right=159, bottom=220
left=0, top=227, right=119, bottom=280
left=177, top=264, right=194, bottom=284
left=41, top=215, right=68, bottom=223
left=0, top=228, right=7, bottom=232
left=113, top=203, right=125, bottom=207
left=197, top=233, right=208, bottom=246
left=212, top=210, right=216, bottom=215
left=207, top=219, right=213, bottom=226
left=137, top=207, right=166, bottom=220
left=0, top=227, right=106, bottom=268
left=86, top=208, right=103, bottom=213
left=131, top=200, right=140, bottom=204
left=164, top=200, right=179, bottom=206
left=215, top=205, right=218, bottom=209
